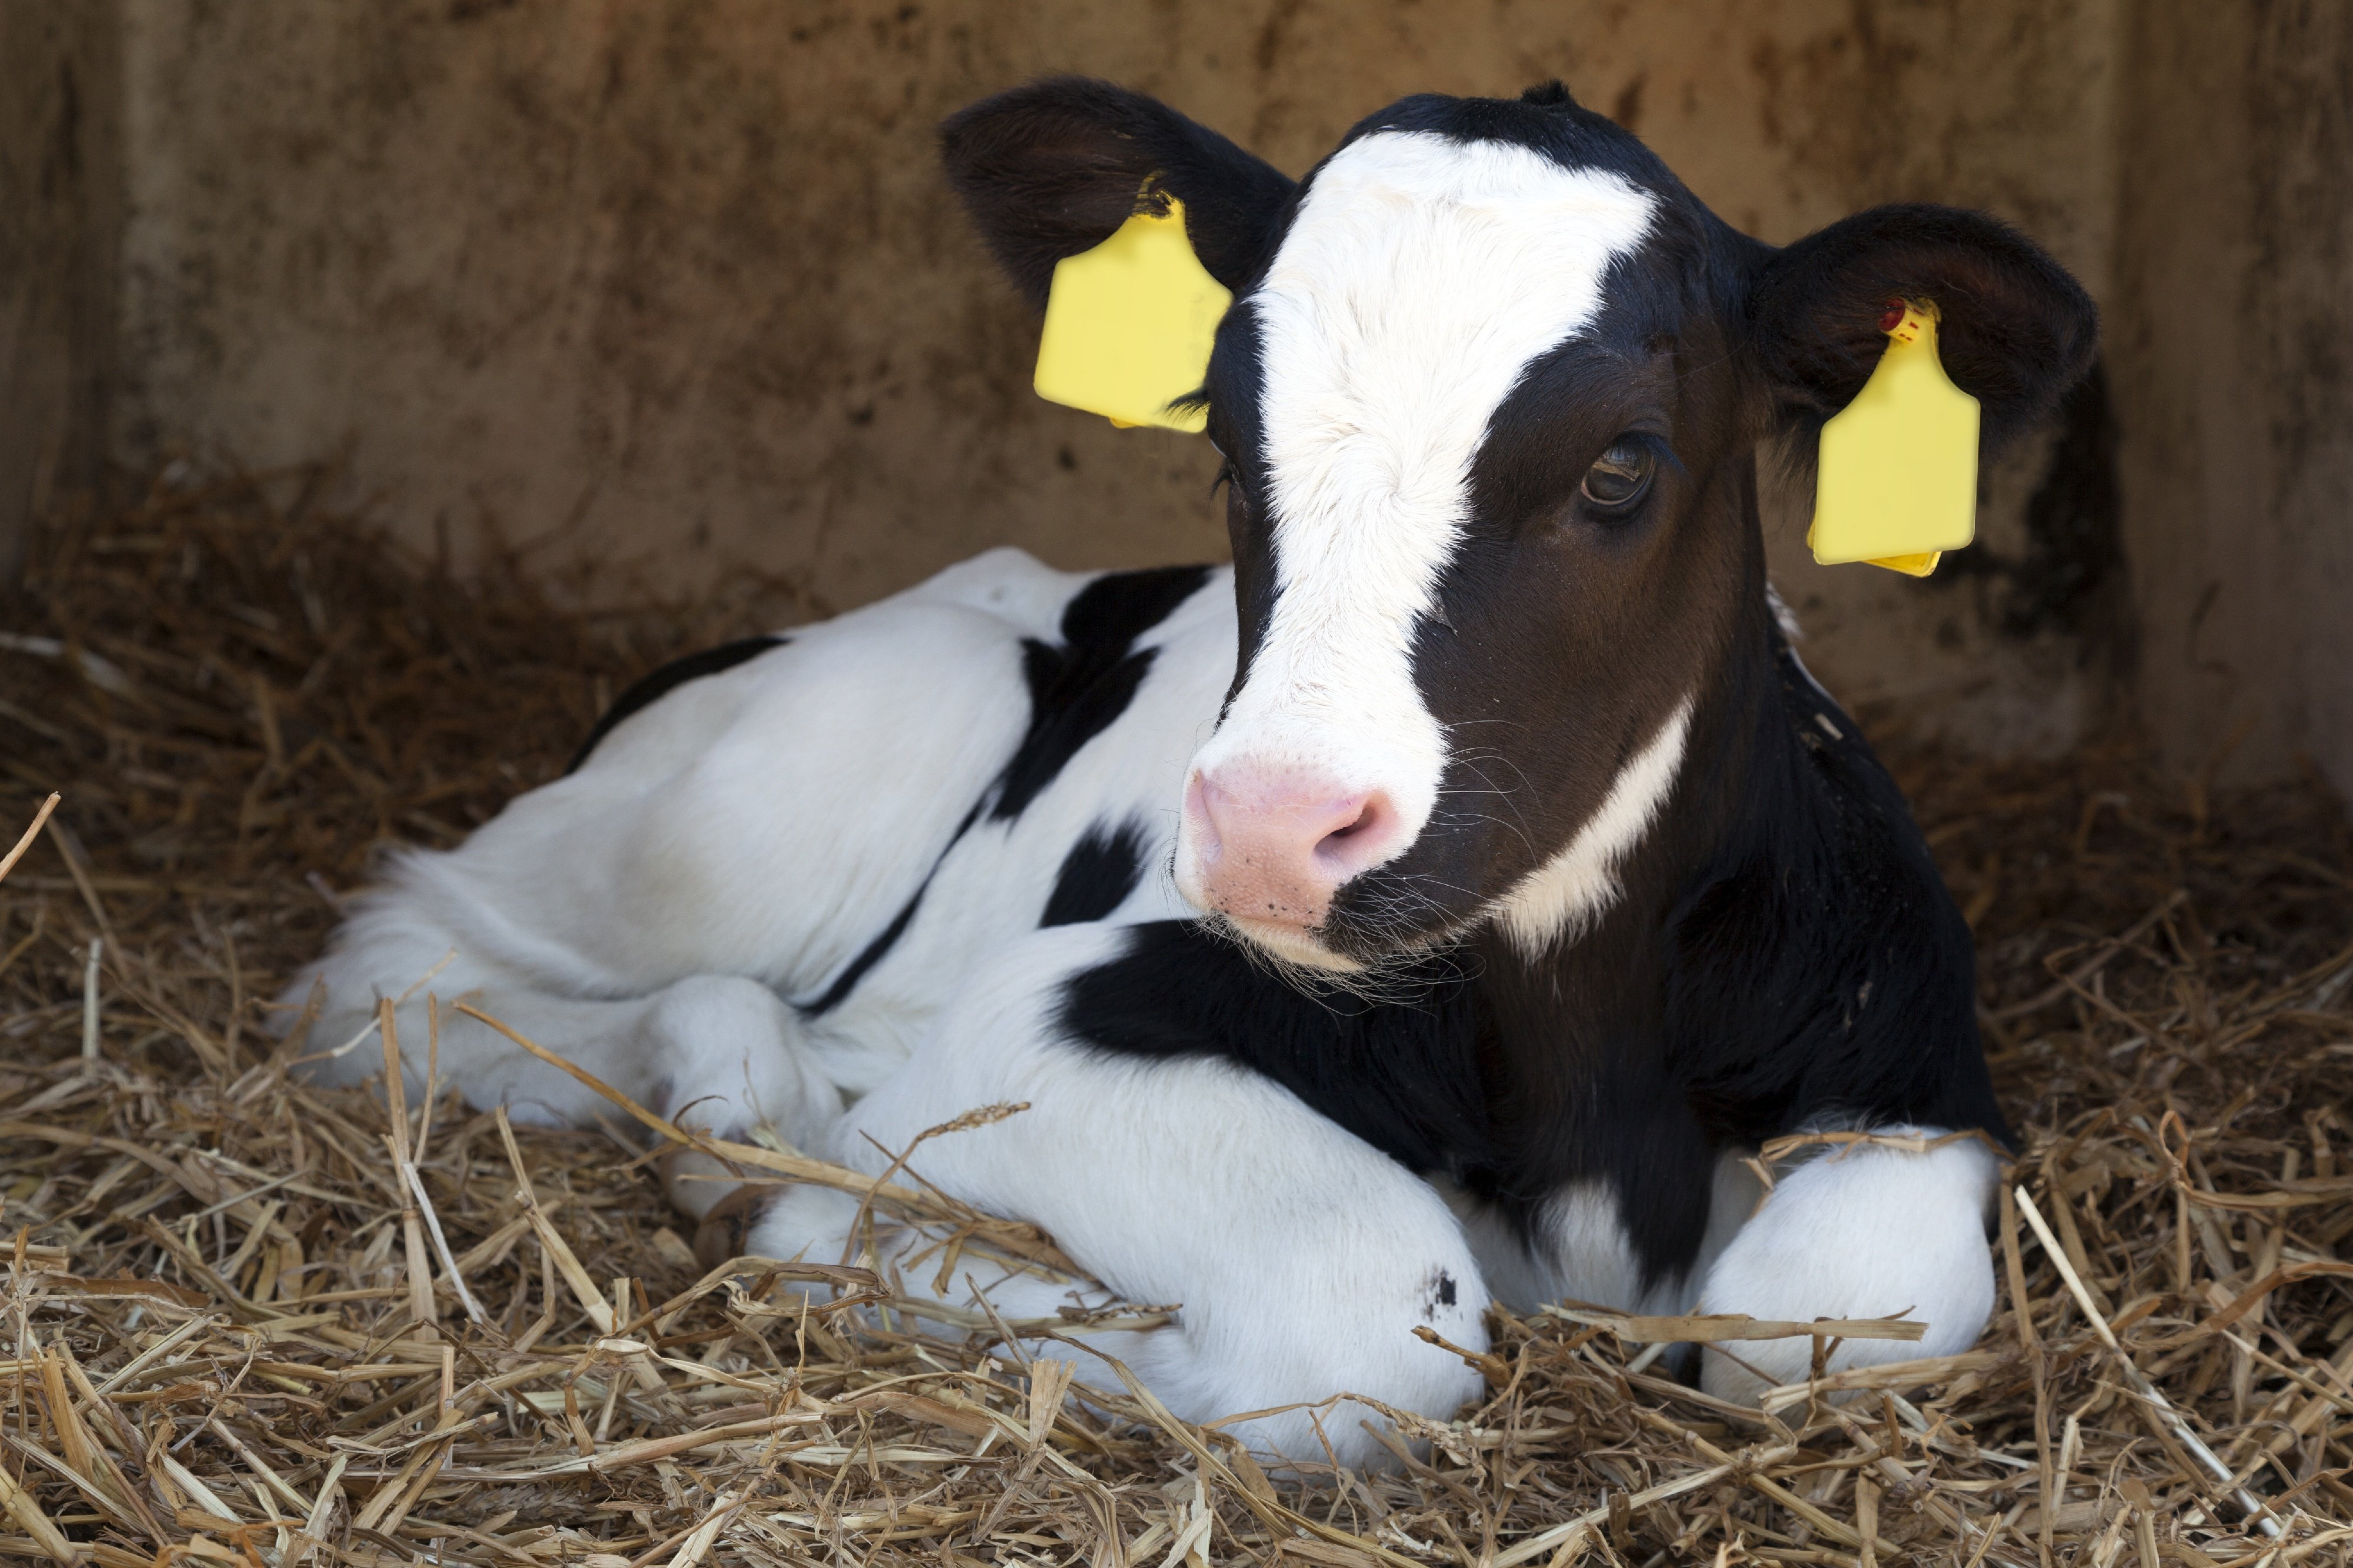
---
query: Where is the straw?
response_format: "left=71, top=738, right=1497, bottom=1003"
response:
left=0, top=463, right=2348, bottom=1567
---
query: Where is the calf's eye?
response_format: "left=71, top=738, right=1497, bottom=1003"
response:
left=1579, top=439, right=1656, bottom=513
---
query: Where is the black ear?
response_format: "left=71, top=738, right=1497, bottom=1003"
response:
left=940, top=76, right=1297, bottom=312
left=1749, top=204, right=2098, bottom=452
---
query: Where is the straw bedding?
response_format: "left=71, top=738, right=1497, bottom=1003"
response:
left=1, top=469, right=2349, bottom=1568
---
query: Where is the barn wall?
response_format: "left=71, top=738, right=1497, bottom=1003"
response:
left=0, top=2, right=120, bottom=580
left=86, top=0, right=2127, bottom=757
left=13, top=0, right=2341, bottom=795
left=2109, top=0, right=2353, bottom=798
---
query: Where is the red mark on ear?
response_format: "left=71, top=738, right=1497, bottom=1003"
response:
left=1878, top=301, right=1907, bottom=333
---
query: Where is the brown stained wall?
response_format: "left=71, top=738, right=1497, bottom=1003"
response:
left=2111, top=0, right=2353, bottom=799
left=89, top=0, right=2131, bottom=757
left=0, top=3, right=119, bottom=579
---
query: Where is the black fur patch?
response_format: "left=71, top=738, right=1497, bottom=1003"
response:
left=800, top=566, right=1205, bottom=1015
left=1056, top=921, right=1493, bottom=1179
left=566, top=636, right=786, bottom=775
left=796, top=800, right=986, bottom=1017
left=1041, top=819, right=1149, bottom=928
left=1060, top=564, right=1215, bottom=648
left=799, top=888, right=926, bottom=1018
left=992, top=566, right=1211, bottom=820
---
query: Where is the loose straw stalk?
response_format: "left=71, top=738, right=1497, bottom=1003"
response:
left=2014, top=1185, right=2284, bottom=1540
left=0, top=792, right=60, bottom=888
left=380, top=998, right=439, bottom=1332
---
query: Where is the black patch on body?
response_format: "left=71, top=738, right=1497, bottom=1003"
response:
left=1057, top=922, right=1492, bottom=1177
left=1041, top=819, right=1149, bottom=928
left=804, top=566, right=1211, bottom=1016
left=796, top=801, right=985, bottom=1017
left=1651, top=629, right=2012, bottom=1159
left=992, top=565, right=1211, bottom=820
left=801, top=888, right=928, bottom=1017
left=566, top=636, right=786, bottom=775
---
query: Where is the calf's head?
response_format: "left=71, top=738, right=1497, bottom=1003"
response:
left=945, top=79, right=2094, bottom=972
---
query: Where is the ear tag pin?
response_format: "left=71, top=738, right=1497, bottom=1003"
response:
left=1807, top=302, right=1979, bottom=576
left=1034, top=193, right=1229, bottom=434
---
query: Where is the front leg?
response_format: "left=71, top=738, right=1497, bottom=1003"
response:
left=1694, top=1127, right=2001, bottom=1403
left=746, top=925, right=1492, bottom=1472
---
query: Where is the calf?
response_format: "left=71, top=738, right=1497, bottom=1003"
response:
left=288, top=79, right=2094, bottom=1467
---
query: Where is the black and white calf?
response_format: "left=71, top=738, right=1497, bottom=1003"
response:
left=289, top=80, right=2095, bottom=1466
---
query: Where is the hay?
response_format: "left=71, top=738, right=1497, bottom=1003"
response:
left=2, top=466, right=2350, bottom=1568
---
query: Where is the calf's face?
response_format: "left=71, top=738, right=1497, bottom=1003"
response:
left=1185, top=116, right=1754, bottom=973
left=944, top=81, right=2094, bottom=972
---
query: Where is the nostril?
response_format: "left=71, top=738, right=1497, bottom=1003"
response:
left=1185, top=767, right=1405, bottom=918
left=1315, top=793, right=1394, bottom=867
left=1186, top=772, right=1227, bottom=857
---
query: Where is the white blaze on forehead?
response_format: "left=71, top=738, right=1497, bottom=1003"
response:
left=1207, top=129, right=1655, bottom=830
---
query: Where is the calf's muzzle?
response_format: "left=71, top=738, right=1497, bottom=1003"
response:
left=1178, top=763, right=1405, bottom=943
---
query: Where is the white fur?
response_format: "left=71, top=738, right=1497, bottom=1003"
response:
left=1489, top=696, right=1692, bottom=958
left=811, top=576, right=1229, bottom=1062
left=749, top=925, right=1490, bottom=1470
left=1181, top=133, right=1656, bottom=878
left=1694, top=1129, right=2001, bottom=1403
left=290, top=549, right=1222, bottom=1126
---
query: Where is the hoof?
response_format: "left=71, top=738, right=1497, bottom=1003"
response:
left=694, top=1184, right=772, bottom=1269
left=657, top=1140, right=752, bottom=1223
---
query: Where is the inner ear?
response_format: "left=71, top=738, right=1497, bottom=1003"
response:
left=1748, top=203, right=2098, bottom=453
left=940, top=76, right=1297, bottom=311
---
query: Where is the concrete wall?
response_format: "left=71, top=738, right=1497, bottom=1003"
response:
left=2110, top=0, right=2353, bottom=796
left=5, top=0, right=2342, bottom=790
left=0, top=2, right=119, bottom=579
left=91, top=0, right=2131, bottom=754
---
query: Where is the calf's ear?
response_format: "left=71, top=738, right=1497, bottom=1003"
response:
left=940, top=76, right=1297, bottom=311
left=1748, top=203, right=2098, bottom=452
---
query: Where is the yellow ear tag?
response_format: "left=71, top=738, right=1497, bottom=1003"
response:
left=1033, top=195, right=1229, bottom=434
left=1806, top=303, right=1979, bottom=576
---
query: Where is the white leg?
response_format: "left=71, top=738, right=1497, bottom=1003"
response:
left=1694, top=1129, right=2000, bottom=1404
left=289, top=900, right=839, bottom=1218
left=736, top=1182, right=1132, bottom=1322
left=746, top=926, right=1490, bottom=1472
left=632, top=975, right=846, bottom=1219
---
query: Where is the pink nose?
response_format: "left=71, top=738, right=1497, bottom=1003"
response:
left=1182, top=766, right=1404, bottom=930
